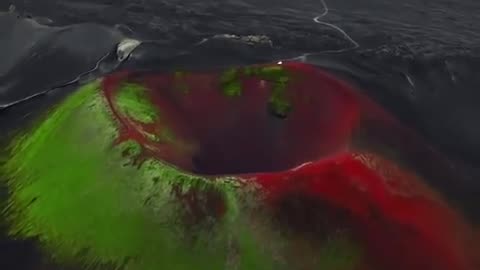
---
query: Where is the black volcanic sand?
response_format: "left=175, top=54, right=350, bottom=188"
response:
left=2, top=1, right=480, bottom=215
left=0, top=1, right=480, bottom=269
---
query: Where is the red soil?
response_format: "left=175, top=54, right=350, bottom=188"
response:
left=100, top=62, right=478, bottom=270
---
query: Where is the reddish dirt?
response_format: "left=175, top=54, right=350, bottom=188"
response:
left=100, top=62, right=478, bottom=270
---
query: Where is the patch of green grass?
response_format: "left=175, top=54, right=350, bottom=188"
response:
left=220, top=68, right=243, bottom=97
left=114, top=83, right=159, bottom=123
left=1, top=80, right=280, bottom=270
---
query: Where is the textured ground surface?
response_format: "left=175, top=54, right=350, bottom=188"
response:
left=0, top=1, right=480, bottom=269
left=3, top=0, right=480, bottom=55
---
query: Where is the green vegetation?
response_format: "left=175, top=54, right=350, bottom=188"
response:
left=115, top=83, right=159, bottom=123
left=220, top=68, right=243, bottom=97
left=0, top=80, right=278, bottom=270
left=257, top=65, right=292, bottom=117
left=1, top=74, right=361, bottom=270
left=220, top=65, right=292, bottom=116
